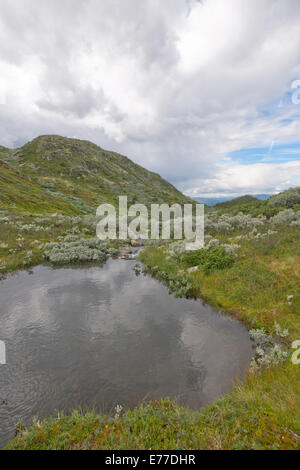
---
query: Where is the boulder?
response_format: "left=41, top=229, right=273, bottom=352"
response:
left=130, top=239, right=144, bottom=247
left=187, top=266, right=199, bottom=273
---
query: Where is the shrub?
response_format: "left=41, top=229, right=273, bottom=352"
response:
left=250, top=344, right=288, bottom=371
left=165, top=240, right=187, bottom=259
left=221, top=243, right=240, bottom=256
left=204, top=238, right=220, bottom=249
left=205, top=212, right=266, bottom=233
left=43, top=238, right=108, bottom=264
left=183, top=247, right=235, bottom=273
left=268, top=187, right=300, bottom=208
left=291, top=220, right=300, bottom=227
left=168, top=275, right=193, bottom=298
left=270, top=209, right=297, bottom=225
left=249, top=324, right=289, bottom=372
left=63, top=234, right=79, bottom=242
left=249, top=327, right=271, bottom=343
left=19, top=224, right=45, bottom=232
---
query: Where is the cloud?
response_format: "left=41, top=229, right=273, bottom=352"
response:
left=0, top=0, right=300, bottom=196
left=184, top=160, right=300, bottom=197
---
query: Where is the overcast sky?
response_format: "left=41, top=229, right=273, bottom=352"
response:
left=1, top=0, right=300, bottom=197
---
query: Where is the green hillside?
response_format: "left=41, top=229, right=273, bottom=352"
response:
left=268, top=187, right=300, bottom=208
left=215, top=194, right=259, bottom=209
left=0, top=135, right=192, bottom=214
left=0, top=159, right=80, bottom=214
left=209, top=188, right=300, bottom=219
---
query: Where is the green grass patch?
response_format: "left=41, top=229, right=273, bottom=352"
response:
left=183, top=247, right=235, bottom=273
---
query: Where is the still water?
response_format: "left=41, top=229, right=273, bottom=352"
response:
left=0, top=258, right=253, bottom=447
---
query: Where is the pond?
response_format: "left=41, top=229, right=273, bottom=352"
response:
left=0, top=257, right=253, bottom=447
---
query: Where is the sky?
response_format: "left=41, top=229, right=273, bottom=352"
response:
left=1, top=0, right=300, bottom=198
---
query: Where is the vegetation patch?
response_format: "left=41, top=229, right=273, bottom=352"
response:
left=183, top=247, right=235, bottom=274
left=43, top=238, right=108, bottom=264
left=0, top=147, right=299, bottom=451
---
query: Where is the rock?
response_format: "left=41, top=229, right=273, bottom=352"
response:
left=119, top=245, right=133, bottom=259
left=187, top=266, right=199, bottom=273
left=107, top=247, right=119, bottom=257
left=130, top=239, right=144, bottom=247
left=119, top=245, right=132, bottom=254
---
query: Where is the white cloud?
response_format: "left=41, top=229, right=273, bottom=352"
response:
left=184, top=160, right=300, bottom=197
left=0, top=0, right=300, bottom=195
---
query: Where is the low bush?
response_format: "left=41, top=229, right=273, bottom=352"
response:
left=183, top=247, right=235, bottom=273
left=268, top=187, right=300, bottom=208
left=168, top=276, right=193, bottom=298
left=43, top=238, right=108, bottom=264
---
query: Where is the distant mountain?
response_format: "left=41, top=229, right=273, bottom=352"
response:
left=255, top=194, right=271, bottom=201
left=193, top=194, right=271, bottom=206
left=215, top=195, right=260, bottom=209
left=0, top=135, right=193, bottom=214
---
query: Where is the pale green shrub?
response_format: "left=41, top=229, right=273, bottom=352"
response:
left=270, top=209, right=296, bottom=225
left=44, top=238, right=108, bottom=264
left=221, top=243, right=240, bottom=255
left=19, top=224, right=45, bottom=232
left=250, top=344, right=288, bottom=371
left=274, top=322, right=289, bottom=338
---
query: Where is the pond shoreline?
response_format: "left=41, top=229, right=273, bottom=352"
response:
left=2, top=240, right=300, bottom=450
left=1, top=255, right=254, bottom=449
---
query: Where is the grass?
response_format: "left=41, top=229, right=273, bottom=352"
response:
left=139, top=228, right=300, bottom=340
left=4, top=222, right=300, bottom=450
left=0, top=214, right=74, bottom=274
left=0, top=135, right=193, bottom=214
left=6, top=362, right=299, bottom=450
left=0, top=159, right=80, bottom=215
left=0, top=213, right=121, bottom=275
left=1, top=147, right=299, bottom=450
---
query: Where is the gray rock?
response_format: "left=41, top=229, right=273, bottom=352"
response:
left=187, top=266, right=199, bottom=273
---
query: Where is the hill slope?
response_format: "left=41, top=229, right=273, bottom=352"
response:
left=267, top=187, right=300, bottom=208
left=0, top=135, right=192, bottom=214
left=193, top=194, right=270, bottom=206
left=215, top=194, right=259, bottom=209
left=0, top=159, right=81, bottom=214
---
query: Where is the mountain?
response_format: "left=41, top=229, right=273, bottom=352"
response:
left=0, top=158, right=81, bottom=214
left=255, top=194, right=271, bottom=201
left=214, top=195, right=260, bottom=209
left=0, top=135, right=192, bottom=214
left=192, top=197, right=232, bottom=206
left=193, top=194, right=270, bottom=206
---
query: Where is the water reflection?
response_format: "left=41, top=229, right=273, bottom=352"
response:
left=0, top=259, right=253, bottom=447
